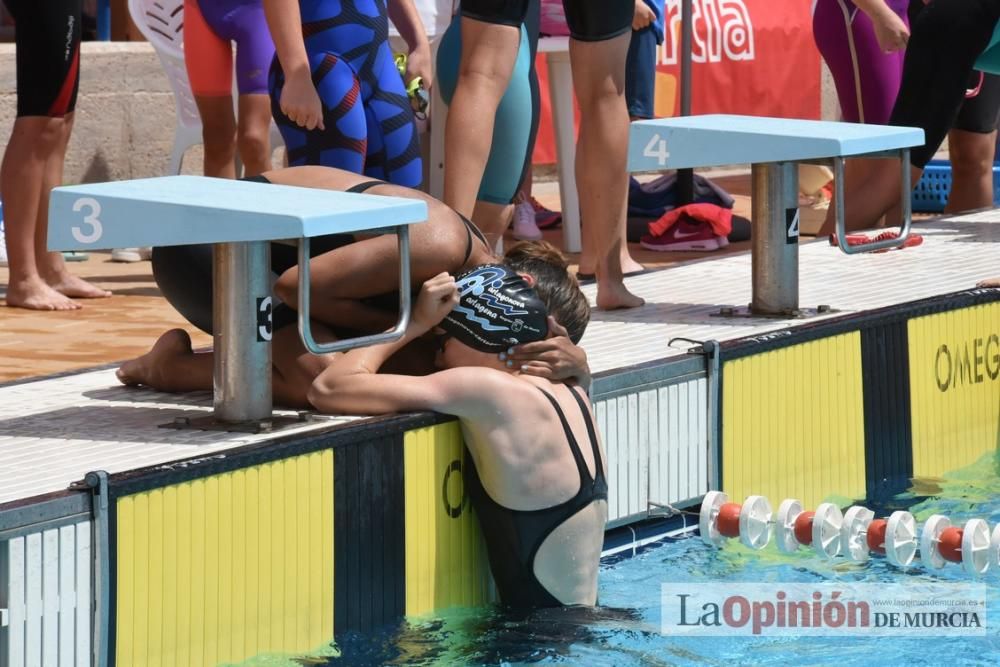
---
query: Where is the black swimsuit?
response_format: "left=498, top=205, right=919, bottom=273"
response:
left=464, top=386, right=608, bottom=609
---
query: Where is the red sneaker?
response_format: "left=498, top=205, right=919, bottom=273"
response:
left=531, top=197, right=562, bottom=229
left=641, top=219, right=722, bottom=251
left=829, top=230, right=924, bottom=252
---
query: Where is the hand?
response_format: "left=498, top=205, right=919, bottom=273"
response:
left=870, top=8, right=909, bottom=53
left=502, top=316, right=591, bottom=387
left=633, top=0, right=655, bottom=31
left=412, top=272, right=458, bottom=333
left=280, top=69, right=325, bottom=131
left=405, top=42, right=433, bottom=92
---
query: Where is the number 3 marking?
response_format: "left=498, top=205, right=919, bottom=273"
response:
left=643, top=133, right=670, bottom=166
left=71, top=197, right=103, bottom=244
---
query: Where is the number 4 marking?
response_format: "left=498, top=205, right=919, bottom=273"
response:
left=642, top=133, right=670, bottom=166
left=786, top=208, right=800, bottom=244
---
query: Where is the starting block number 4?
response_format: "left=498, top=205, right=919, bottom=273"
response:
left=642, top=133, right=671, bottom=166
left=786, top=209, right=800, bottom=245
left=71, top=197, right=104, bottom=244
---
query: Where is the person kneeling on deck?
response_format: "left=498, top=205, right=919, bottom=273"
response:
left=309, top=265, right=607, bottom=609
left=117, top=165, right=589, bottom=408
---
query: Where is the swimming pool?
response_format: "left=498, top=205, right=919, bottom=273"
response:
left=231, top=453, right=1000, bottom=666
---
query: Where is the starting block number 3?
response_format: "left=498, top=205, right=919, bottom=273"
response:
left=642, top=133, right=671, bottom=166
left=71, top=197, right=104, bottom=244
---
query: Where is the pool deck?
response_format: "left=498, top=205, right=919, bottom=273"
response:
left=0, top=184, right=996, bottom=509
left=0, top=174, right=761, bottom=383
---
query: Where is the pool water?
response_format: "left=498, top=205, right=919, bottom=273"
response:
left=235, top=453, right=1000, bottom=666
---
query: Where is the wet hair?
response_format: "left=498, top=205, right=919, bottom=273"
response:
left=502, top=240, right=590, bottom=344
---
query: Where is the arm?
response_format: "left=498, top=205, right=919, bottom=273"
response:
left=307, top=273, right=496, bottom=416
left=504, top=316, right=592, bottom=392
left=854, top=0, right=909, bottom=52
left=388, top=0, right=433, bottom=89
left=633, top=0, right=655, bottom=31
left=262, top=0, right=325, bottom=129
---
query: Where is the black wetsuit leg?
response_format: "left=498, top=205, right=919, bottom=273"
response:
left=460, top=0, right=531, bottom=26
left=561, top=0, right=632, bottom=42
left=4, top=0, right=82, bottom=117
left=892, top=0, right=1000, bottom=167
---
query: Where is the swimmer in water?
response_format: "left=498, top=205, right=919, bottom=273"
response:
left=309, top=262, right=606, bottom=608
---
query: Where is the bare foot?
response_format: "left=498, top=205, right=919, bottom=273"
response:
left=977, top=277, right=1000, bottom=288
left=4, top=276, right=81, bottom=310
left=621, top=256, right=645, bottom=275
left=596, top=281, right=645, bottom=310
left=117, top=329, right=193, bottom=389
left=48, top=273, right=112, bottom=299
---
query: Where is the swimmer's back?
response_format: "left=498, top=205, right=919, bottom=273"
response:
left=458, top=373, right=608, bottom=608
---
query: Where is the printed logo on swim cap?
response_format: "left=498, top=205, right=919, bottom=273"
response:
left=440, top=264, right=549, bottom=352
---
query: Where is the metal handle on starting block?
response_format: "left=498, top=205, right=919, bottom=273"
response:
left=834, top=150, right=914, bottom=254
left=296, top=226, right=412, bottom=354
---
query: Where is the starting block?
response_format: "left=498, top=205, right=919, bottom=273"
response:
left=48, top=176, right=427, bottom=429
left=628, top=115, right=924, bottom=317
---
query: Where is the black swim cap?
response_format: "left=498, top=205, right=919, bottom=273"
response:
left=440, top=264, right=549, bottom=352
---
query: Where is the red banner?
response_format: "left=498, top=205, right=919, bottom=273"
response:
left=533, top=0, right=821, bottom=164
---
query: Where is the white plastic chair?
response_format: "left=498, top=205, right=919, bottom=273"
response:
left=127, top=0, right=284, bottom=175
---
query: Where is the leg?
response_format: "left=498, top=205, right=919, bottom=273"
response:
left=2, top=116, right=81, bottom=309
left=819, top=157, right=922, bottom=235
left=195, top=96, right=238, bottom=178
left=437, top=16, right=530, bottom=242
left=236, top=94, right=273, bottom=176
left=464, top=22, right=533, bottom=241
left=116, top=326, right=334, bottom=409
left=37, top=111, right=111, bottom=299
left=945, top=128, right=997, bottom=213
left=2, top=0, right=108, bottom=308
left=472, top=200, right=514, bottom=249
left=273, top=218, right=469, bottom=329
left=184, top=0, right=237, bottom=177
left=117, top=330, right=212, bottom=392
left=362, top=42, right=424, bottom=187
left=821, top=0, right=998, bottom=233
left=812, top=0, right=908, bottom=125
left=945, top=72, right=1000, bottom=213
left=232, top=1, right=277, bottom=176
left=568, top=32, right=643, bottom=309
left=270, top=52, right=368, bottom=171
left=443, top=18, right=522, bottom=218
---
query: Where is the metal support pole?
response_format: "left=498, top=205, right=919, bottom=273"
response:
left=703, top=340, right=721, bottom=492
left=85, top=471, right=110, bottom=667
left=213, top=241, right=272, bottom=422
left=677, top=0, right=695, bottom=203
left=750, top=162, right=800, bottom=316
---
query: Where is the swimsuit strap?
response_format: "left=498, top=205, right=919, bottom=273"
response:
left=536, top=387, right=595, bottom=486
left=345, top=179, right=388, bottom=194
left=566, top=387, right=606, bottom=486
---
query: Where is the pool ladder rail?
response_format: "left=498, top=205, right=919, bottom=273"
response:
left=699, top=491, right=1000, bottom=576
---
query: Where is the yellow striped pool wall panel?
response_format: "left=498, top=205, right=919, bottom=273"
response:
left=403, top=423, right=494, bottom=616
left=1, top=288, right=998, bottom=666
left=114, top=451, right=334, bottom=667
left=94, top=415, right=500, bottom=665
left=717, top=289, right=1000, bottom=506
left=721, top=332, right=867, bottom=508
left=907, top=301, right=1000, bottom=479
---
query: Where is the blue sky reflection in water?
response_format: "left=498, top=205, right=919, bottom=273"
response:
left=234, top=452, right=1000, bottom=667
